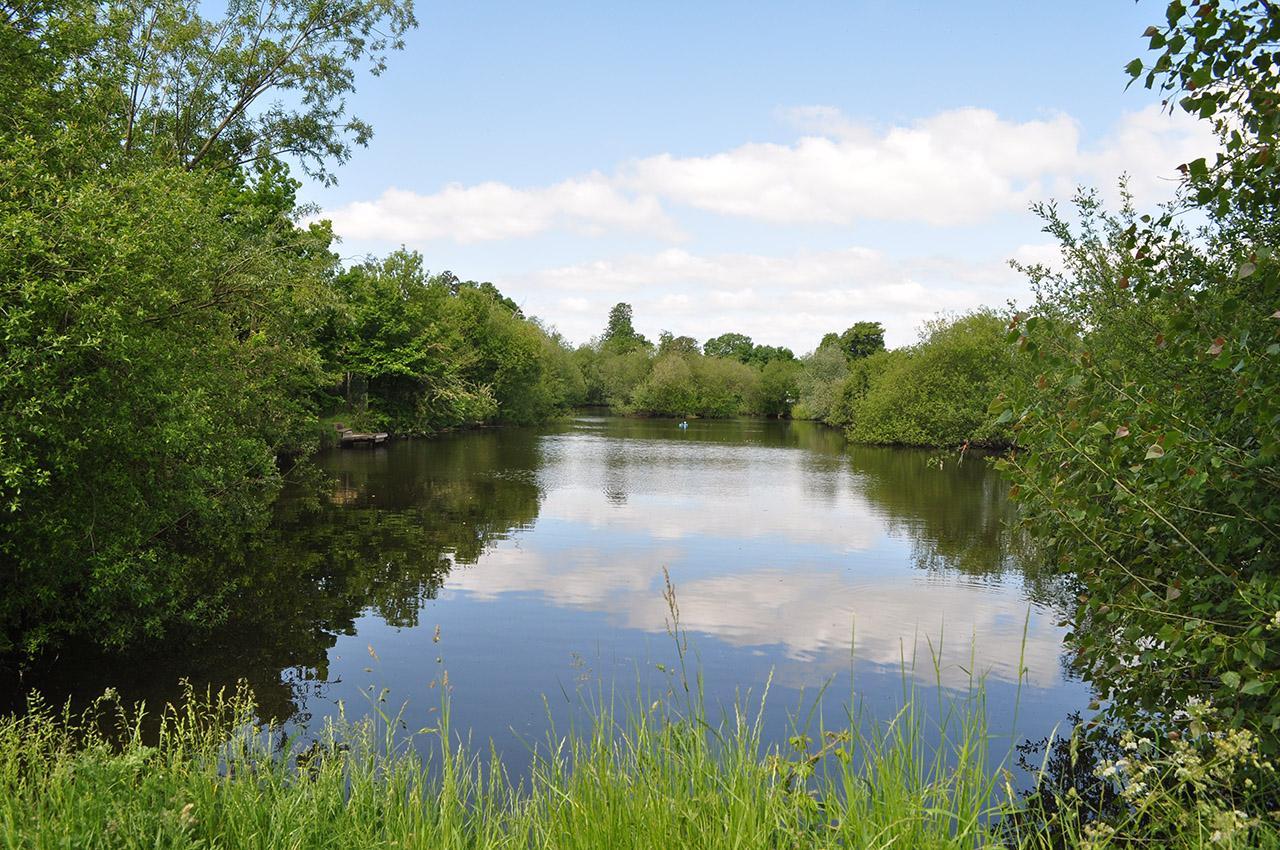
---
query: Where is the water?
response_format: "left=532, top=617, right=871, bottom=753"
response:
left=4, top=416, right=1089, bottom=769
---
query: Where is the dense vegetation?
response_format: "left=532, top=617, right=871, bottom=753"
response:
left=0, top=0, right=581, bottom=658
left=1001, top=0, right=1280, bottom=741
left=987, top=0, right=1280, bottom=841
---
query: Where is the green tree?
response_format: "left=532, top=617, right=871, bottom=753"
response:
left=841, top=313, right=1021, bottom=447
left=999, top=0, right=1280, bottom=749
left=758, top=358, right=801, bottom=417
left=601, top=302, right=650, bottom=354
left=703, top=332, right=754, bottom=362
left=0, top=0, right=414, bottom=655
left=838, top=321, right=886, bottom=361
left=658, top=331, right=701, bottom=356
left=746, top=344, right=795, bottom=367
left=117, top=0, right=417, bottom=183
left=792, top=346, right=848, bottom=421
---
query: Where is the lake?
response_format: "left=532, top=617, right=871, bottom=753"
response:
left=4, top=416, right=1089, bottom=771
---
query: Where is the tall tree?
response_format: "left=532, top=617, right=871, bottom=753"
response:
left=600, top=302, right=650, bottom=353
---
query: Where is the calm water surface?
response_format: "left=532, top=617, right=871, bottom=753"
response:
left=8, top=417, right=1089, bottom=767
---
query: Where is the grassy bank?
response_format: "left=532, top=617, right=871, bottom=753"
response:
left=3, top=681, right=1275, bottom=849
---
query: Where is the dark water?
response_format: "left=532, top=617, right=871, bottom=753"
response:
left=5, top=417, right=1088, bottom=768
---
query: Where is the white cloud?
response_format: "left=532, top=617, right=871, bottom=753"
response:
left=317, top=175, right=680, bottom=244
left=623, top=109, right=1080, bottom=226
left=513, top=245, right=1035, bottom=349
left=315, top=105, right=1213, bottom=245
left=1078, top=104, right=1216, bottom=203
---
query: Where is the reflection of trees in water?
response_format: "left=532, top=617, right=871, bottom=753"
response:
left=2, top=422, right=1076, bottom=724
left=846, top=447, right=1069, bottom=610
left=3, top=431, right=544, bottom=723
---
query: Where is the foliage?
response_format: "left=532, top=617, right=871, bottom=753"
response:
left=758, top=358, right=802, bottom=417
left=600, top=302, right=651, bottom=354
left=839, top=321, right=888, bottom=361
left=116, top=0, right=416, bottom=183
left=998, top=0, right=1280, bottom=753
left=658, top=331, right=701, bottom=356
left=838, top=312, right=1025, bottom=447
left=704, top=331, right=754, bottom=361
left=791, top=345, right=848, bottom=421
left=0, top=115, right=338, bottom=655
left=0, top=0, right=579, bottom=658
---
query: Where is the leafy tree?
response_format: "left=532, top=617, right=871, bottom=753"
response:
left=999, top=0, right=1280, bottom=750
left=658, top=331, right=701, bottom=356
left=746, top=344, right=795, bottom=367
left=841, top=313, right=1022, bottom=447
left=601, top=302, right=650, bottom=354
left=839, top=321, right=886, bottom=361
left=0, top=0, right=416, bottom=656
left=792, top=346, right=848, bottom=421
left=630, top=354, right=698, bottom=416
left=117, top=0, right=417, bottom=183
left=690, top=356, right=760, bottom=417
left=703, top=332, right=754, bottom=361
left=326, top=251, right=576, bottom=432
left=757, top=358, right=802, bottom=417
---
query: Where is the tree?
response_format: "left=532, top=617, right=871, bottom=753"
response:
left=746, top=344, right=795, bottom=367
left=658, top=331, right=701, bottom=356
left=998, top=0, right=1280, bottom=751
left=703, top=332, right=754, bottom=362
left=792, top=346, right=848, bottom=421
left=118, top=0, right=417, bottom=183
left=839, top=313, right=1021, bottom=446
left=600, top=302, right=650, bottom=353
left=839, top=322, right=886, bottom=361
left=0, top=0, right=416, bottom=655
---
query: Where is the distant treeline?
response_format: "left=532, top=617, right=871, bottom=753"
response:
left=565, top=304, right=1025, bottom=449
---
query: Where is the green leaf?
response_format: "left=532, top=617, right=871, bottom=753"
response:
left=1144, top=444, right=1166, bottom=460
left=1221, top=671, right=1242, bottom=690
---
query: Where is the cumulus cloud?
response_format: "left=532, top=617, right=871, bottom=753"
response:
left=622, top=108, right=1080, bottom=226
left=318, top=175, right=680, bottom=244
left=316, top=105, right=1213, bottom=244
left=1078, top=104, right=1215, bottom=203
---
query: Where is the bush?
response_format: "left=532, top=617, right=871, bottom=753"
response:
left=835, top=313, right=1025, bottom=448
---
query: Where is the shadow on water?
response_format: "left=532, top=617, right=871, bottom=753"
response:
left=0, top=429, right=545, bottom=721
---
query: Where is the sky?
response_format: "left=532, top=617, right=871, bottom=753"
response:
left=300, top=1, right=1216, bottom=352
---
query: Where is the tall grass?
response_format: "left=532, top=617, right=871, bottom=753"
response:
left=0, top=672, right=1000, bottom=850
left=3, top=677, right=1278, bottom=848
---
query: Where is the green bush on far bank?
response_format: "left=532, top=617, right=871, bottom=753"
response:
left=830, top=312, right=1028, bottom=448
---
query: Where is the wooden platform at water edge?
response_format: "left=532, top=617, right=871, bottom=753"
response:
left=334, top=424, right=389, bottom=447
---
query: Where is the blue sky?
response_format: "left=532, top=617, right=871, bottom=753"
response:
left=301, top=1, right=1214, bottom=351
